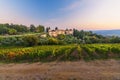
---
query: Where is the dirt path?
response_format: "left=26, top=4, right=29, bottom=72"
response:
left=0, top=59, right=119, bottom=80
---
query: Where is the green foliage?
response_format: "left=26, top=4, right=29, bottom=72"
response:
left=1, top=23, right=120, bottom=44
left=64, top=35, right=81, bottom=44
left=0, top=26, right=9, bottom=34
left=0, top=36, right=24, bottom=46
left=111, top=46, right=120, bottom=54
left=80, top=44, right=120, bottom=60
left=0, top=44, right=119, bottom=62
left=36, top=25, right=45, bottom=33
left=38, top=38, right=48, bottom=45
left=48, top=38, right=59, bottom=45
left=8, top=29, right=17, bottom=35
left=46, top=27, right=50, bottom=32
left=110, top=36, right=120, bottom=43
left=23, top=35, right=39, bottom=46
left=0, top=45, right=76, bottom=62
left=30, top=24, right=36, bottom=32
left=57, top=34, right=65, bottom=40
left=73, top=29, right=120, bottom=44
left=0, top=23, right=45, bottom=35
left=0, top=35, right=66, bottom=47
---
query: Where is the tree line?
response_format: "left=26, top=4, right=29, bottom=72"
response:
left=73, top=29, right=120, bottom=43
left=0, top=23, right=120, bottom=45
left=0, top=23, right=45, bottom=35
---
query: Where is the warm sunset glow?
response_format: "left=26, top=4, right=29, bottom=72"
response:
left=0, top=0, right=120, bottom=30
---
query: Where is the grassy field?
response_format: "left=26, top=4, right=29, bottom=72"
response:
left=0, top=44, right=120, bottom=62
left=0, top=33, right=41, bottom=38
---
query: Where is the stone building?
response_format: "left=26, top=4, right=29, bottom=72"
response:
left=48, top=29, right=73, bottom=37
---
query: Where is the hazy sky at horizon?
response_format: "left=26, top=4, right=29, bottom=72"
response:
left=0, top=0, right=120, bottom=30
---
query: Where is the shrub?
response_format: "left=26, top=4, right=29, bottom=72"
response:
left=8, top=29, right=17, bottom=35
left=23, top=35, right=39, bottom=46
left=111, top=47, right=120, bottom=54
left=38, top=38, right=48, bottom=45
left=48, top=38, right=59, bottom=45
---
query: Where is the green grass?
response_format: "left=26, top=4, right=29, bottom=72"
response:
left=0, top=33, right=41, bottom=38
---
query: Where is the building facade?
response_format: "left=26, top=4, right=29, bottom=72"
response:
left=48, top=29, right=73, bottom=37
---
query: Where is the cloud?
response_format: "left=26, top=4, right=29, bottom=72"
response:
left=60, top=0, right=82, bottom=11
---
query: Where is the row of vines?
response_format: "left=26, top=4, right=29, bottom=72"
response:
left=81, top=44, right=120, bottom=60
left=0, top=44, right=120, bottom=62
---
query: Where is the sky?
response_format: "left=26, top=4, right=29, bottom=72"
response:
left=0, top=0, right=120, bottom=30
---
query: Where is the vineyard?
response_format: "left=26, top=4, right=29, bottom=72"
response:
left=0, top=44, right=120, bottom=62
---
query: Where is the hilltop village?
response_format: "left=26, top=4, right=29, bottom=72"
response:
left=48, top=28, right=73, bottom=37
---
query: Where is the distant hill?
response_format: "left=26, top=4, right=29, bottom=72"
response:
left=93, top=30, right=120, bottom=36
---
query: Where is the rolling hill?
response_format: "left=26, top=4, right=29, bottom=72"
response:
left=93, top=29, right=120, bottom=36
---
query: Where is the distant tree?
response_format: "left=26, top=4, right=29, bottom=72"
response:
left=23, top=35, right=39, bottom=46
left=66, top=28, right=68, bottom=31
left=46, top=27, right=50, bottom=32
left=30, top=24, right=36, bottom=32
left=55, top=27, right=58, bottom=30
left=84, top=36, right=91, bottom=44
left=57, top=34, right=65, bottom=40
left=110, top=36, right=120, bottom=43
left=19, top=25, right=28, bottom=32
left=36, top=25, right=45, bottom=33
left=73, top=29, right=85, bottom=39
left=64, top=35, right=81, bottom=44
left=8, top=29, right=17, bottom=35
left=0, top=26, right=9, bottom=35
left=48, top=38, right=59, bottom=45
left=89, top=36, right=100, bottom=43
left=8, top=24, right=28, bottom=33
left=73, top=29, right=79, bottom=38
left=4, top=23, right=9, bottom=28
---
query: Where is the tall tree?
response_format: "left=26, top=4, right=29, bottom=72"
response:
left=8, top=29, right=17, bottom=35
left=36, top=25, right=45, bottom=33
left=30, top=24, right=36, bottom=32
left=46, top=27, right=50, bottom=32
left=0, top=25, right=9, bottom=35
left=55, top=27, right=58, bottom=30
